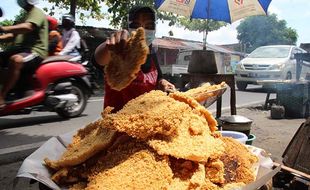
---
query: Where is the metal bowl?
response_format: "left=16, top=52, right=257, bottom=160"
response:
left=219, top=115, right=253, bottom=124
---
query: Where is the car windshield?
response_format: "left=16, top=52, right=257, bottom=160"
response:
left=248, top=47, right=291, bottom=58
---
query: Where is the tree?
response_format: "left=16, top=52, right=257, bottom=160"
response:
left=44, top=0, right=105, bottom=20
left=0, top=10, right=26, bottom=50
left=43, top=0, right=226, bottom=48
left=237, top=14, right=298, bottom=53
left=178, top=18, right=227, bottom=50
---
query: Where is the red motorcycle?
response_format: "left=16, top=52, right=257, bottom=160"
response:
left=0, top=55, right=93, bottom=118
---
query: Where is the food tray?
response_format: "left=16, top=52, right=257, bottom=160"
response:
left=200, top=86, right=227, bottom=108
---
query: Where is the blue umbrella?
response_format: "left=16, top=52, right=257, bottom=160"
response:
left=155, top=0, right=272, bottom=23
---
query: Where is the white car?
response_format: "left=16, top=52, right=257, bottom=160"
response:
left=235, top=45, right=308, bottom=90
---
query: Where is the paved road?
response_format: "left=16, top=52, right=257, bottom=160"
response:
left=0, top=98, right=103, bottom=149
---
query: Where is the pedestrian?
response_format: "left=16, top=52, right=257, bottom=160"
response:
left=94, top=6, right=175, bottom=112
left=0, top=0, right=48, bottom=109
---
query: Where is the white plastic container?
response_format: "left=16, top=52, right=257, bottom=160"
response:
left=220, top=130, right=248, bottom=144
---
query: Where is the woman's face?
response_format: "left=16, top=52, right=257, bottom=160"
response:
left=129, top=12, right=155, bottom=30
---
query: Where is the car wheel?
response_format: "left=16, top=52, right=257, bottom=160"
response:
left=236, top=81, right=247, bottom=91
left=56, top=82, right=87, bottom=118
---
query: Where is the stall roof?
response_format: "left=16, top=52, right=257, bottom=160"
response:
left=153, top=38, right=187, bottom=50
left=153, top=36, right=243, bottom=55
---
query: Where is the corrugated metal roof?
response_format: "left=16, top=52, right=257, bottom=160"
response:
left=153, top=38, right=187, bottom=49
left=153, top=37, right=242, bottom=55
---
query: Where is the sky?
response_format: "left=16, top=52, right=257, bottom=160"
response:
left=1, top=0, right=310, bottom=46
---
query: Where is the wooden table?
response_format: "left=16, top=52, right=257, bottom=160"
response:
left=181, top=73, right=237, bottom=118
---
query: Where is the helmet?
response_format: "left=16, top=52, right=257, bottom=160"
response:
left=17, top=0, right=39, bottom=6
left=17, top=0, right=38, bottom=8
left=26, top=0, right=39, bottom=5
left=47, top=16, right=58, bottom=30
left=0, top=8, right=3, bottom=17
left=62, top=14, right=75, bottom=24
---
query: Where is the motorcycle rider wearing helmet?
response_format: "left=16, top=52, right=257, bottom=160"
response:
left=58, top=14, right=81, bottom=57
left=0, top=0, right=48, bottom=108
left=47, top=16, right=63, bottom=56
left=94, top=6, right=175, bottom=112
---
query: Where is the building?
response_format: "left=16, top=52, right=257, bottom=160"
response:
left=153, top=36, right=246, bottom=75
left=75, top=26, right=245, bottom=76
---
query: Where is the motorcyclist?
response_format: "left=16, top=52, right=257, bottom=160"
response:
left=47, top=16, right=63, bottom=56
left=0, top=0, right=48, bottom=108
left=58, top=14, right=81, bottom=57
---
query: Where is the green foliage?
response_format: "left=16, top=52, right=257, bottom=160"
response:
left=42, top=0, right=226, bottom=49
left=178, top=18, right=226, bottom=33
left=105, top=0, right=180, bottom=28
left=177, top=18, right=226, bottom=49
left=0, top=19, right=14, bottom=26
left=44, top=0, right=106, bottom=21
left=0, top=10, right=27, bottom=49
left=237, top=14, right=298, bottom=53
left=13, top=10, right=27, bottom=24
left=44, top=0, right=157, bottom=27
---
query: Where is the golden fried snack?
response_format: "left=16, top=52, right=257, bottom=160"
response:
left=104, top=27, right=149, bottom=91
left=222, top=182, right=246, bottom=190
left=44, top=121, right=117, bottom=170
left=70, top=119, right=102, bottom=148
left=101, top=90, right=190, bottom=139
left=168, top=158, right=207, bottom=190
left=49, top=134, right=132, bottom=186
left=147, top=109, right=224, bottom=162
left=205, top=159, right=225, bottom=184
left=169, top=91, right=218, bottom=132
left=85, top=139, right=173, bottom=190
left=51, top=168, right=79, bottom=185
left=69, top=182, right=87, bottom=190
left=220, top=137, right=259, bottom=184
left=43, top=82, right=261, bottom=190
left=101, top=89, right=223, bottom=162
left=183, top=82, right=227, bottom=103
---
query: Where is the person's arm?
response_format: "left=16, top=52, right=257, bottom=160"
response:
left=94, top=42, right=110, bottom=67
left=59, top=31, right=80, bottom=55
left=0, top=33, right=14, bottom=42
left=0, top=22, right=35, bottom=34
left=152, top=52, right=176, bottom=92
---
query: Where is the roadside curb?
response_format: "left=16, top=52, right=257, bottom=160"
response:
left=210, top=100, right=265, bottom=114
left=0, top=101, right=266, bottom=165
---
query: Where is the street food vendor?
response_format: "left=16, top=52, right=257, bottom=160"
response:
left=93, top=6, right=175, bottom=112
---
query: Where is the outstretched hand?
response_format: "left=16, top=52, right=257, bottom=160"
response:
left=157, top=79, right=176, bottom=93
left=95, top=30, right=129, bottom=67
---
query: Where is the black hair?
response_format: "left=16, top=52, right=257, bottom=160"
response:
left=128, top=6, right=156, bottom=22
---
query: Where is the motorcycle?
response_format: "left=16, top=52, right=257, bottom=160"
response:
left=0, top=55, right=93, bottom=118
left=0, top=8, right=94, bottom=118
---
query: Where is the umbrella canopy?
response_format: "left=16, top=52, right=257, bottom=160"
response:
left=155, top=0, right=272, bottom=23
